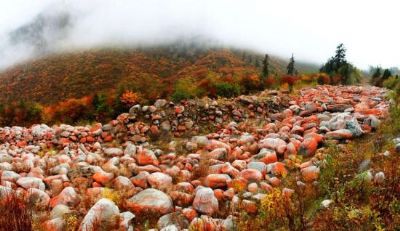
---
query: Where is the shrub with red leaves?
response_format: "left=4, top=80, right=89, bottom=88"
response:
left=281, top=75, right=299, bottom=92
left=0, top=191, right=32, bottom=231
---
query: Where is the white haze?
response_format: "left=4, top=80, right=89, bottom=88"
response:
left=0, top=0, right=399, bottom=70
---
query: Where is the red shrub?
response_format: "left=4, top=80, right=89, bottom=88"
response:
left=0, top=191, right=33, bottom=230
left=316, top=73, right=331, bottom=85
left=281, top=75, right=299, bottom=85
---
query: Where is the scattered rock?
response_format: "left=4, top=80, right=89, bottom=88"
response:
left=193, top=187, right=219, bottom=215
left=321, top=199, right=333, bottom=208
left=80, top=198, right=120, bottom=231
left=126, top=188, right=173, bottom=215
left=104, top=147, right=124, bottom=156
left=301, top=165, right=320, bottom=182
left=148, top=172, right=173, bottom=190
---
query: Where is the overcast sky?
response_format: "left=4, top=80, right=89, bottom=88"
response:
left=0, top=0, right=399, bottom=69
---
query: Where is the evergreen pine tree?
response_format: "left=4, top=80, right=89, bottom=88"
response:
left=320, top=43, right=358, bottom=85
left=287, top=54, right=296, bottom=75
left=370, top=67, right=382, bottom=85
left=382, top=69, right=392, bottom=80
left=262, top=54, right=270, bottom=80
left=334, top=43, right=346, bottom=67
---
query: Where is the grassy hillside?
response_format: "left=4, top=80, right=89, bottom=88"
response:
left=0, top=46, right=317, bottom=105
left=0, top=45, right=321, bottom=126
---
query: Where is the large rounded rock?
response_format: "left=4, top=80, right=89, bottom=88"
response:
left=31, top=124, right=51, bottom=138
left=136, top=149, right=159, bottom=166
left=27, top=188, right=50, bottom=209
left=325, top=129, right=353, bottom=140
left=92, top=170, right=114, bottom=185
left=16, top=177, right=45, bottom=191
left=256, top=149, right=277, bottom=164
left=1, top=170, right=21, bottom=182
left=346, top=118, right=363, bottom=137
left=299, top=137, right=318, bottom=156
left=208, top=148, right=228, bottom=160
left=147, top=172, right=173, bottom=190
left=131, top=171, right=150, bottom=188
left=259, top=138, right=287, bottom=154
left=204, top=174, right=231, bottom=189
left=80, top=198, right=120, bottom=231
left=104, top=147, right=123, bottom=157
left=124, top=143, right=137, bottom=156
left=247, top=162, right=267, bottom=174
left=158, top=212, right=189, bottom=230
left=192, top=187, right=219, bottom=215
left=126, top=188, right=173, bottom=215
left=301, top=166, right=320, bottom=182
left=240, top=169, right=262, bottom=182
left=114, top=176, right=135, bottom=191
left=191, top=136, right=209, bottom=147
left=50, top=204, right=71, bottom=219
left=119, top=211, right=135, bottom=231
left=50, top=187, right=79, bottom=208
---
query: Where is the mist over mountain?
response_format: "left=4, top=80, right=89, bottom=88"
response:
left=0, top=3, right=77, bottom=68
left=0, top=1, right=218, bottom=69
left=0, top=0, right=325, bottom=70
left=1, top=0, right=398, bottom=70
left=8, top=9, right=72, bottom=55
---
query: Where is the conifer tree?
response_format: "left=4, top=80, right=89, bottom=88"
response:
left=262, top=54, right=270, bottom=80
left=287, top=54, right=296, bottom=75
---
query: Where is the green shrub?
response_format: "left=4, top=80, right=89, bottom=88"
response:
left=215, top=82, right=240, bottom=98
left=171, top=77, right=203, bottom=102
left=383, top=76, right=399, bottom=89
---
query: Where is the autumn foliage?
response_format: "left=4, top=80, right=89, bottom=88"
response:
left=43, top=96, right=93, bottom=124
left=0, top=47, right=327, bottom=126
left=120, top=91, right=140, bottom=107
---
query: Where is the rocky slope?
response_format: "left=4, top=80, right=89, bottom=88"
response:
left=0, top=85, right=389, bottom=230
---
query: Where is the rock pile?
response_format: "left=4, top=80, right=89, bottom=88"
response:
left=0, top=85, right=389, bottom=230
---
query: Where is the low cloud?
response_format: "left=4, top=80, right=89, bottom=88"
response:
left=0, top=0, right=399, bottom=69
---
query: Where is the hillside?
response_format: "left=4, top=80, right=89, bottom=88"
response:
left=0, top=46, right=317, bottom=105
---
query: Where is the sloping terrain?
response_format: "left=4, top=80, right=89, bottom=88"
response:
left=0, top=47, right=317, bottom=105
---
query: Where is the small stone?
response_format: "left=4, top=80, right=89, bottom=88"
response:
left=247, top=183, right=258, bottom=193
left=154, top=99, right=168, bottom=108
left=374, top=171, right=385, bottom=184
left=321, top=199, right=333, bottom=208
left=358, top=159, right=371, bottom=172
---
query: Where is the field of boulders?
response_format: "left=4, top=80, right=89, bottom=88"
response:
left=0, top=85, right=389, bottom=230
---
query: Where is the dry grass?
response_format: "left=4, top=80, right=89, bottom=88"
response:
left=192, top=150, right=211, bottom=179
left=0, top=191, right=32, bottom=231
